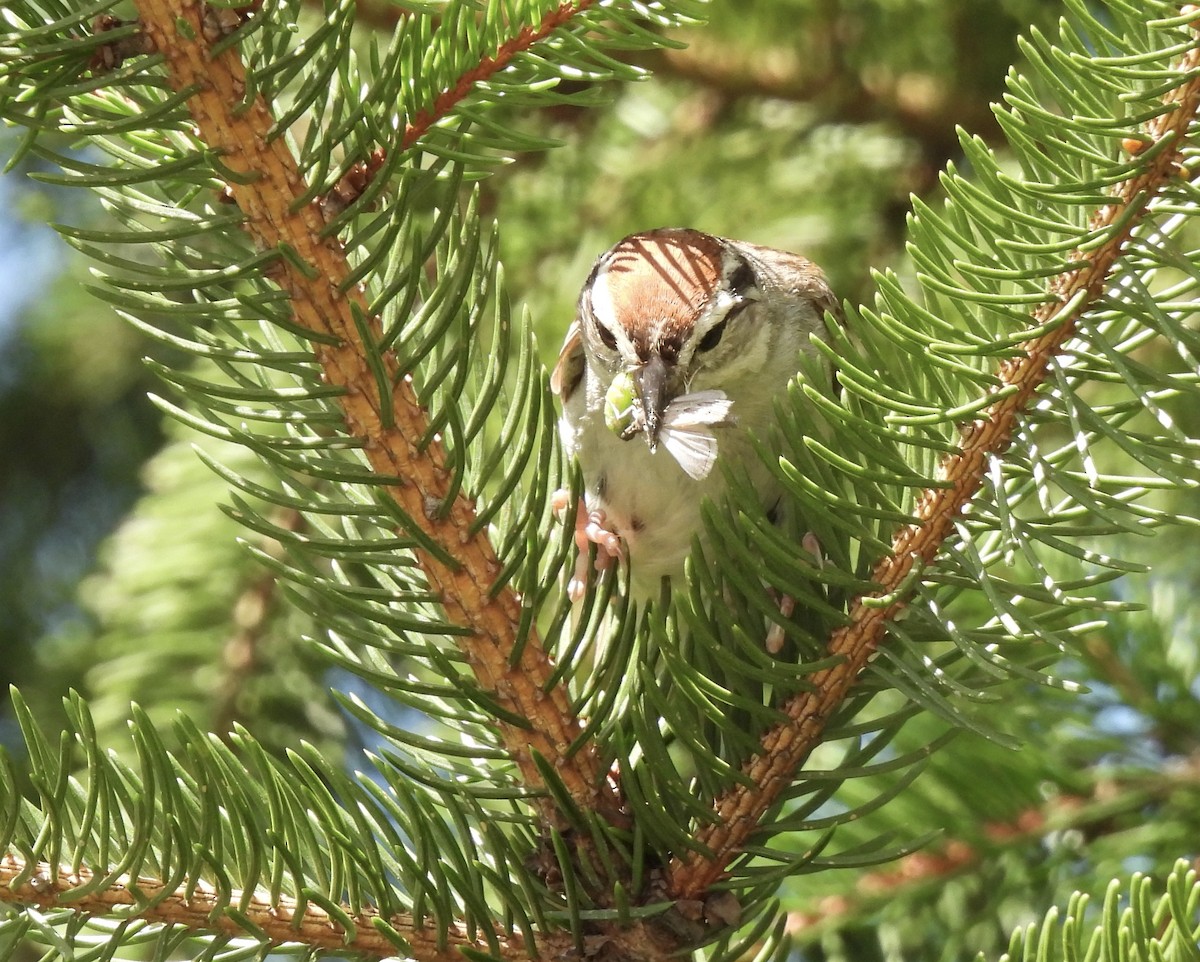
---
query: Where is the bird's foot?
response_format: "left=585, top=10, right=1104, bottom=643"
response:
left=765, top=593, right=795, bottom=655
left=801, top=530, right=825, bottom=567
left=765, top=531, right=825, bottom=654
left=553, top=491, right=624, bottom=602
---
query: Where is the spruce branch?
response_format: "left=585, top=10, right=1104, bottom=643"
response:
left=0, top=854, right=572, bottom=962
left=211, top=508, right=301, bottom=739
left=399, top=0, right=595, bottom=151
left=128, top=0, right=615, bottom=821
left=667, top=25, right=1200, bottom=901
left=786, top=759, right=1200, bottom=938
left=338, top=0, right=599, bottom=206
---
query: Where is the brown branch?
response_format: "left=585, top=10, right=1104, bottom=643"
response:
left=355, top=0, right=598, bottom=188
left=128, top=0, right=617, bottom=823
left=666, top=29, right=1200, bottom=900
left=211, top=508, right=303, bottom=739
left=785, top=761, right=1200, bottom=937
left=0, top=855, right=569, bottom=962
left=642, top=41, right=1001, bottom=162
left=401, top=1, right=595, bottom=150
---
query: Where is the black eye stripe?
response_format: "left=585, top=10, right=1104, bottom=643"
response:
left=697, top=299, right=751, bottom=353
left=596, top=323, right=618, bottom=350
left=697, top=321, right=725, bottom=352
left=697, top=318, right=727, bottom=352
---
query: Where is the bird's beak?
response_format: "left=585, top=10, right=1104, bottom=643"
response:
left=635, top=354, right=671, bottom=452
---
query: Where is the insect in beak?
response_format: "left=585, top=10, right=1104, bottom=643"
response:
left=635, top=354, right=670, bottom=452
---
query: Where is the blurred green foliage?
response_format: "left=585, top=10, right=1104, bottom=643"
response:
left=2, top=2, right=1199, bottom=960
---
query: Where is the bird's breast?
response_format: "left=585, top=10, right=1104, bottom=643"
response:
left=571, top=409, right=734, bottom=591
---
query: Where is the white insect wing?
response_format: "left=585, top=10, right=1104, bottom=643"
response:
left=659, top=391, right=736, bottom=480
left=665, top=390, right=735, bottom=427
left=660, top=426, right=719, bottom=480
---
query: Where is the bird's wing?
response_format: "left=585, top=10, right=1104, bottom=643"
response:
left=550, top=319, right=585, bottom=402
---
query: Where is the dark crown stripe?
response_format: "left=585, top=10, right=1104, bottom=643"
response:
left=727, top=257, right=757, bottom=296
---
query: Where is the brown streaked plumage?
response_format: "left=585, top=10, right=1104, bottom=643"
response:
left=588, top=229, right=725, bottom=362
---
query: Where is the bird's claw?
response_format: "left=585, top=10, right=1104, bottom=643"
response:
left=765, top=594, right=794, bottom=655
left=766, top=531, right=824, bottom=654
left=801, top=530, right=825, bottom=568
left=555, top=491, right=624, bottom=602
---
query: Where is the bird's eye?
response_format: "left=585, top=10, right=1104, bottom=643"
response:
left=697, top=320, right=726, bottom=352
left=697, top=300, right=748, bottom=353
left=596, top=322, right=618, bottom=350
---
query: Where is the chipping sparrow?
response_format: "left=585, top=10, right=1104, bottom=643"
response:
left=552, top=228, right=838, bottom=606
